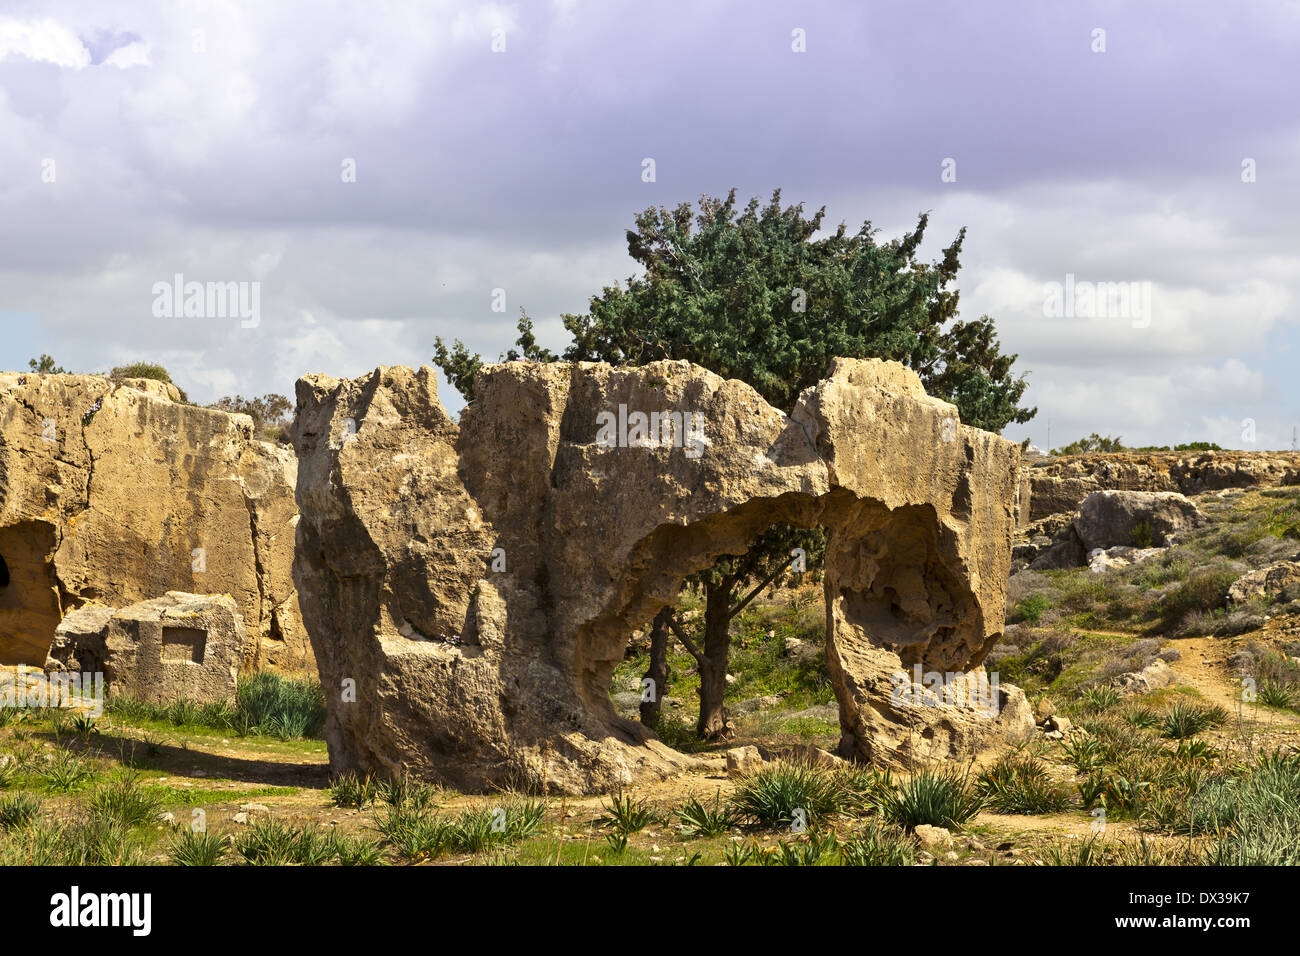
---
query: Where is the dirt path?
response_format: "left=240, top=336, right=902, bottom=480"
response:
left=1165, top=633, right=1300, bottom=728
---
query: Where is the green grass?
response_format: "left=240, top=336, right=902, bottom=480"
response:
left=144, top=784, right=299, bottom=807
left=104, top=671, right=327, bottom=740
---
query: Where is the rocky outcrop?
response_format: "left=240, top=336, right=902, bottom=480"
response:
left=1073, top=490, right=1203, bottom=551
left=1022, top=451, right=1300, bottom=522
left=46, top=592, right=246, bottom=704
left=1227, top=559, right=1300, bottom=604
left=1021, top=490, right=1203, bottom=572
left=292, top=358, right=1031, bottom=794
left=0, top=373, right=309, bottom=671
left=1109, top=658, right=1175, bottom=696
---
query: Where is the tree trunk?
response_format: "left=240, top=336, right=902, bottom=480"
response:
left=696, top=577, right=735, bottom=739
left=640, top=608, right=671, bottom=728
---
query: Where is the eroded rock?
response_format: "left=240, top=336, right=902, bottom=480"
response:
left=0, top=373, right=308, bottom=671
left=45, top=592, right=247, bottom=704
left=291, top=358, right=1031, bottom=794
left=1073, top=490, right=1203, bottom=552
left=1227, top=559, right=1300, bottom=604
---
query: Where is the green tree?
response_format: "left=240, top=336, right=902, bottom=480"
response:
left=435, top=189, right=1035, bottom=738
left=210, top=394, right=294, bottom=442
left=28, top=354, right=67, bottom=374
left=1053, top=433, right=1124, bottom=455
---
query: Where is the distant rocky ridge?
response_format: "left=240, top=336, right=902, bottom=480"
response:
left=1022, top=451, right=1300, bottom=524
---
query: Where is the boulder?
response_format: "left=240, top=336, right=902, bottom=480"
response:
left=1227, top=560, right=1300, bottom=604
left=797, top=744, right=845, bottom=770
left=914, top=825, right=953, bottom=849
left=725, top=746, right=765, bottom=777
left=1073, top=490, right=1203, bottom=552
left=0, top=373, right=309, bottom=671
left=45, top=592, right=247, bottom=704
left=291, top=358, right=1028, bottom=794
left=783, top=636, right=821, bottom=665
left=1109, top=658, right=1175, bottom=696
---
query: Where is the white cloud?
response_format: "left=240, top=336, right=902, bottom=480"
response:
left=0, top=16, right=90, bottom=68
left=102, top=39, right=151, bottom=69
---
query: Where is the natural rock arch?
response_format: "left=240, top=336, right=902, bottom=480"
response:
left=292, top=357, right=1034, bottom=794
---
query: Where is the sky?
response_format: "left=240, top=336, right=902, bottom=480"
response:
left=1, top=0, right=1298, bottom=449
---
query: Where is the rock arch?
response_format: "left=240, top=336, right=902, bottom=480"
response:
left=292, top=357, right=1034, bottom=794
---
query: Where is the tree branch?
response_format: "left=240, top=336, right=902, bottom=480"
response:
left=663, top=611, right=704, bottom=665
left=728, top=559, right=789, bottom=621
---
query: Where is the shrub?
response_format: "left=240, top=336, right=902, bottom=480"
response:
left=598, top=793, right=658, bottom=835
left=1160, top=702, right=1229, bottom=739
left=0, top=793, right=41, bottom=831
left=87, top=773, right=162, bottom=828
left=330, top=772, right=380, bottom=809
left=1010, top=594, right=1051, bottom=625
left=978, top=755, right=1073, bottom=814
left=235, top=672, right=327, bottom=738
left=235, top=818, right=334, bottom=865
left=879, top=768, right=985, bottom=830
left=168, top=828, right=229, bottom=866
left=1131, top=518, right=1155, bottom=549
left=730, top=762, right=850, bottom=828
left=1158, top=571, right=1237, bottom=630
left=838, top=821, right=916, bottom=866
left=1079, top=685, right=1121, bottom=713
left=675, top=791, right=738, bottom=838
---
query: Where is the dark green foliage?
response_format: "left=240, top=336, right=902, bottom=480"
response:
left=1053, top=433, right=1124, bottom=455
left=879, top=767, right=985, bottom=829
left=210, top=393, right=293, bottom=441
left=674, top=790, right=738, bottom=837
left=167, top=828, right=229, bottom=866
left=27, top=354, right=66, bottom=374
left=978, top=755, right=1073, bottom=814
left=730, top=762, right=850, bottom=828
left=838, top=821, right=917, bottom=866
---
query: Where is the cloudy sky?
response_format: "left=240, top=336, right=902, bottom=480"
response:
left=2, top=0, right=1298, bottom=449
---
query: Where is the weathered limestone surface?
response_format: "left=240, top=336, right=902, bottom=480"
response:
left=292, top=358, right=1031, bottom=794
left=1023, top=451, right=1300, bottom=522
left=46, top=592, right=246, bottom=704
left=0, top=373, right=309, bottom=671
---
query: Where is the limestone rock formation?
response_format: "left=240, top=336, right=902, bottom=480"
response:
left=292, top=358, right=1031, bottom=794
left=1022, top=490, right=1202, bottom=571
left=1073, top=490, right=1204, bottom=552
left=1227, top=559, right=1300, bottom=605
left=46, top=592, right=246, bottom=704
left=1022, top=451, right=1300, bottom=523
left=0, top=373, right=308, bottom=671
